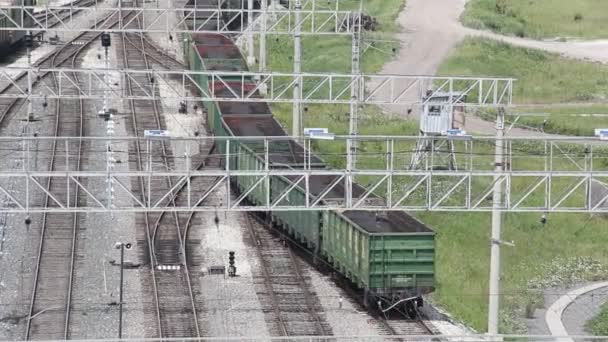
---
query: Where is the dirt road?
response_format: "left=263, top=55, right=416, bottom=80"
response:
left=379, top=0, right=608, bottom=135
left=379, top=0, right=608, bottom=206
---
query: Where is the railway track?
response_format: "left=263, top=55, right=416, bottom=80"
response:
left=119, top=5, right=203, bottom=338
left=24, top=10, right=137, bottom=340
left=257, top=214, right=438, bottom=340
left=24, top=21, right=90, bottom=342
left=379, top=316, right=436, bottom=337
left=32, top=0, right=97, bottom=30
left=0, top=9, right=122, bottom=128
left=244, top=214, right=332, bottom=336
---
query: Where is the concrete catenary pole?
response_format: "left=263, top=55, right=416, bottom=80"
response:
left=292, top=0, right=302, bottom=138
left=347, top=9, right=361, bottom=171
left=247, top=0, right=255, bottom=65
left=346, top=10, right=361, bottom=207
left=259, top=0, right=267, bottom=72
left=488, top=107, right=505, bottom=336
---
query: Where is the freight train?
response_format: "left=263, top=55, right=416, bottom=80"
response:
left=0, top=0, right=36, bottom=54
left=182, top=1, right=435, bottom=316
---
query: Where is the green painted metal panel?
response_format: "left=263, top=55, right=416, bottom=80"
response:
left=322, top=211, right=434, bottom=292
left=321, top=211, right=369, bottom=288
left=368, top=234, right=435, bottom=290
left=270, top=176, right=321, bottom=249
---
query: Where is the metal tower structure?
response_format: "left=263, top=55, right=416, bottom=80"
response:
left=409, top=90, right=467, bottom=170
left=292, top=0, right=303, bottom=138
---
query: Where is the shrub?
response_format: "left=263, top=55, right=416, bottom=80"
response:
left=574, top=13, right=583, bottom=22
left=495, top=0, right=508, bottom=15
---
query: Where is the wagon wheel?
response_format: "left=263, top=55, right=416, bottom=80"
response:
left=405, top=301, right=418, bottom=319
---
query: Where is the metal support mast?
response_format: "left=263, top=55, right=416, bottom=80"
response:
left=347, top=9, right=362, bottom=170
left=259, top=0, right=267, bottom=72
left=26, top=31, right=33, bottom=123
left=346, top=9, right=362, bottom=207
left=247, top=0, right=255, bottom=65
left=488, top=107, right=505, bottom=336
left=292, top=0, right=302, bottom=138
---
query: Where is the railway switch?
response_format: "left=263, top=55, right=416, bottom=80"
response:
left=101, top=32, right=111, bottom=48
left=228, top=251, right=236, bottom=277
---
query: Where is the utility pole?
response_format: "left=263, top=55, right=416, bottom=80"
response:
left=346, top=9, right=361, bottom=208
left=488, top=107, right=505, bottom=336
left=247, top=0, right=255, bottom=66
left=25, top=31, right=33, bottom=124
left=100, top=33, right=115, bottom=215
left=114, top=242, right=132, bottom=339
left=292, top=0, right=302, bottom=139
left=259, top=0, right=267, bottom=72
left=347, top=9, right=361, bottom=171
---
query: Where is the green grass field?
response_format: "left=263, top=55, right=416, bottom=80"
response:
left=437, top=38, right=608, bottom=136
left=587, top=303, right=608, bottom=335
left=262, top=1, right=608, bottom=334
left=461, top=0, right=608, bottom=39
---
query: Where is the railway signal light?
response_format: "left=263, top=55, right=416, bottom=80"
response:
left=24, top=33, right=33, bottom=48
left=228, top=251, right=236, bottom=277
left=178, top=101, right=187, bottom=114
left=101, top=32, right=111, bottom=48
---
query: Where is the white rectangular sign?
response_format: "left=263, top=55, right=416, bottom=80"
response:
left=304, top=128, right=329, bottom=136
left=594, top=128, right=608, bottom=137
left=144, top=130, right=171, bottom=138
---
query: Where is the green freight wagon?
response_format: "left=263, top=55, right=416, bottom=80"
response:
left=322, top=210, right=435, bottom=313
left=183, top=29, right=437, bottom=315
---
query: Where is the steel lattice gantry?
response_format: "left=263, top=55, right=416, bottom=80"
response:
left=0, top=5, right=363, bottom=35
left=0, top=67, right=514, bottom=107
left=1, top=136, right=607, bottom=213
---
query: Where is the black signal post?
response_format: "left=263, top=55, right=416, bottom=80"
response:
left=228, top=251, right=236, bottom=277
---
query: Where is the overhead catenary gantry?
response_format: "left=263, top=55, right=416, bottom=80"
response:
left=0, top=66, right=514, bottom=106
left=2, top=135, right=607, bottom=213
left=0, top=5, right=364, bottom=35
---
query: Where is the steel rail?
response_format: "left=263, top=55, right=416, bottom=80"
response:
left=142, top=25, right=202, bottom=336
left=32, top=0, right=97, bottom=30
left=244, top=213, right=332, bottom=336
left=120, top=5, right=200, bottom=337
left=24, top=19, right=94, bottom=340
left=0, top=10, right=119, bottom=127
left=134, top=22, right=201, bottom=337
left=284, top=240, right=328, bottom=335
left=119, top=14, right=164, bottom=339
left=243, top=214, right=289, bottom=337
left=128, top=26, right=200, bottom=339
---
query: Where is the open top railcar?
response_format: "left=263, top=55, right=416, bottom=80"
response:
left=182, top=3, right=435, bottom=315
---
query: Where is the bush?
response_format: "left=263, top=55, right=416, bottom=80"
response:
left=574, top=13, right=583, bottom=22
left=495, top=0, right=508, bottom=15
